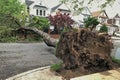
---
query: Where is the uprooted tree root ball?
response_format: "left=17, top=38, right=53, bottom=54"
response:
left=56, top=29, right=118, bottom=80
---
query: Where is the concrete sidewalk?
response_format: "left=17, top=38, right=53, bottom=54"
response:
left=6, top=66, right=63, bottom=80
left=6, top=67, right=120, bottom=80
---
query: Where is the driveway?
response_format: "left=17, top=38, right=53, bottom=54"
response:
left=0, top=43, right=60, bottom=79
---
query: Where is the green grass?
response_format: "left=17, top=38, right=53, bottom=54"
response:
left=51, top=63, right=62, bottom=71
left=112, top=57, right=120, bottom=64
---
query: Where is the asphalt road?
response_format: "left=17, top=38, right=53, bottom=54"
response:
left=0, top=43, right=60, bottom=79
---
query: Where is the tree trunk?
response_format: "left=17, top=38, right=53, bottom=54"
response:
left=18, top=27, right=58, bottom=47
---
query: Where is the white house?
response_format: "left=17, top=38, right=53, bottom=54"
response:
left=22, top=0, right=71, bottom=17
left=92, top=10, right=108, bottom=24
left=72, top=7, right=92, bottom=27
left=113, top=14, right=120, bottom=27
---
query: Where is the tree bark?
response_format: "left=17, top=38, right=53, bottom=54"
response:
left=18, top=27, right=58, bottom=47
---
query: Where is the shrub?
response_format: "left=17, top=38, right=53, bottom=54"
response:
left=51, top=62, right=62, bottom=71
left=112, top=57, right=120, bottom=64
left=84, top=17, right=99, bottom=31
left=99, top=25, right=108, bottom=33
left=29, top=16, right=50, bottom=30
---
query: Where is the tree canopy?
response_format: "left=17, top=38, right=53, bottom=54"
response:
left=84, top=17, right=99, bottom=31
left=0, top=0, right=27, bottom=28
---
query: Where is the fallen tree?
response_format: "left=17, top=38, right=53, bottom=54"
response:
left=17, top=27, right=57, bottom=47
left=17, top=27, right=120, bottom=80
left=56, top=29, right=114, bottom=71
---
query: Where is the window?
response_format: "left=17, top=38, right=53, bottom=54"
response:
left=27, top=7, right=29, bottom=13
left=43, top=10, right=46, bottom=16
left=101, top=18, right=105, bottom=23
left=36, top=9, right=46, bottom=16
left=36, top=9, right=38, bottom=15
left=40, top=10, right=42, bottom=16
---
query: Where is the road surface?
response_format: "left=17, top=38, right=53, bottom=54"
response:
left=0, top=43, right=60, bottom=79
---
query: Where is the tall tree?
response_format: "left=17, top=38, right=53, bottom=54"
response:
left=0, top=0, right=57, bottom=47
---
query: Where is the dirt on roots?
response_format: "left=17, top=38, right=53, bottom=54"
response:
left=56, top=29, right=119, bottom=80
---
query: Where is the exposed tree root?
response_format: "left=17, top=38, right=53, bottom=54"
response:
left=56, top=29, right=113, bottom=72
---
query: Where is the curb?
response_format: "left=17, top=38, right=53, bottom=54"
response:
left=6, top=66, right=50, bottom=80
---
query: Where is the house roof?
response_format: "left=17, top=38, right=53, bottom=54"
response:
left=34, top=5, right=48, bottom=9
left=25, top=0, right=34, bottom=7
left=50, top=3, right=71, bottom=13
left=32, top=0, right=59, bottom=9
left=114, top=13, right=120, bottom=18
left=92, top=10, right=108, bottom=18
left=57, top=4, right=69, bottom=10
left=51, top=4, right=62, bottom=12
left=58, top=9, right=71, bottom=12
left=92, top=11, right=102, bottom=17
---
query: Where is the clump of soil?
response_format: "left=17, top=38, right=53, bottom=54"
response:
left=56, top=29, right=119, bottom=80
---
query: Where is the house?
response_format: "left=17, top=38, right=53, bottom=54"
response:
left=71, top=7, right=92, bottom=27
left=23, top=0, right=71, bottom=17
left=92, top=10, right=113, bottom=33
left=107, top=14, right=120, bottom=27
left=107, top=14, right=120, bottom=34
left=113, top=14, right=120, bottom=26
left=92, top=10, right=108, bottom=24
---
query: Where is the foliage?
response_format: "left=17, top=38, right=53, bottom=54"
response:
left=0, top=0, right=27, bottom=28
left=62, top=27, right=70, bottom=33
left=99, top=24, right=108, bottom=33
left=0, top=36, right=19, bottom=43
left=84, top=17, right=99, bottom=31
left=51, top=63, right=62, bottom=71
left=61, top=0, right=116, bottom=11
left=0, top=26, right=18, bottom=42
left=29, top=16, right=50, bottom=30
left=0, top=26, right=43, bottom=42
left=48, top=12, right=74, bottom=33
left=112, top=57, right=120, bottom=64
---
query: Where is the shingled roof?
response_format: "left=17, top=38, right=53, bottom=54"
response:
left=34, top=5, right=48, bottom=9
left=92, top=10, right=108, bottom=18
left=25, top=0, right=34, bottom=7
